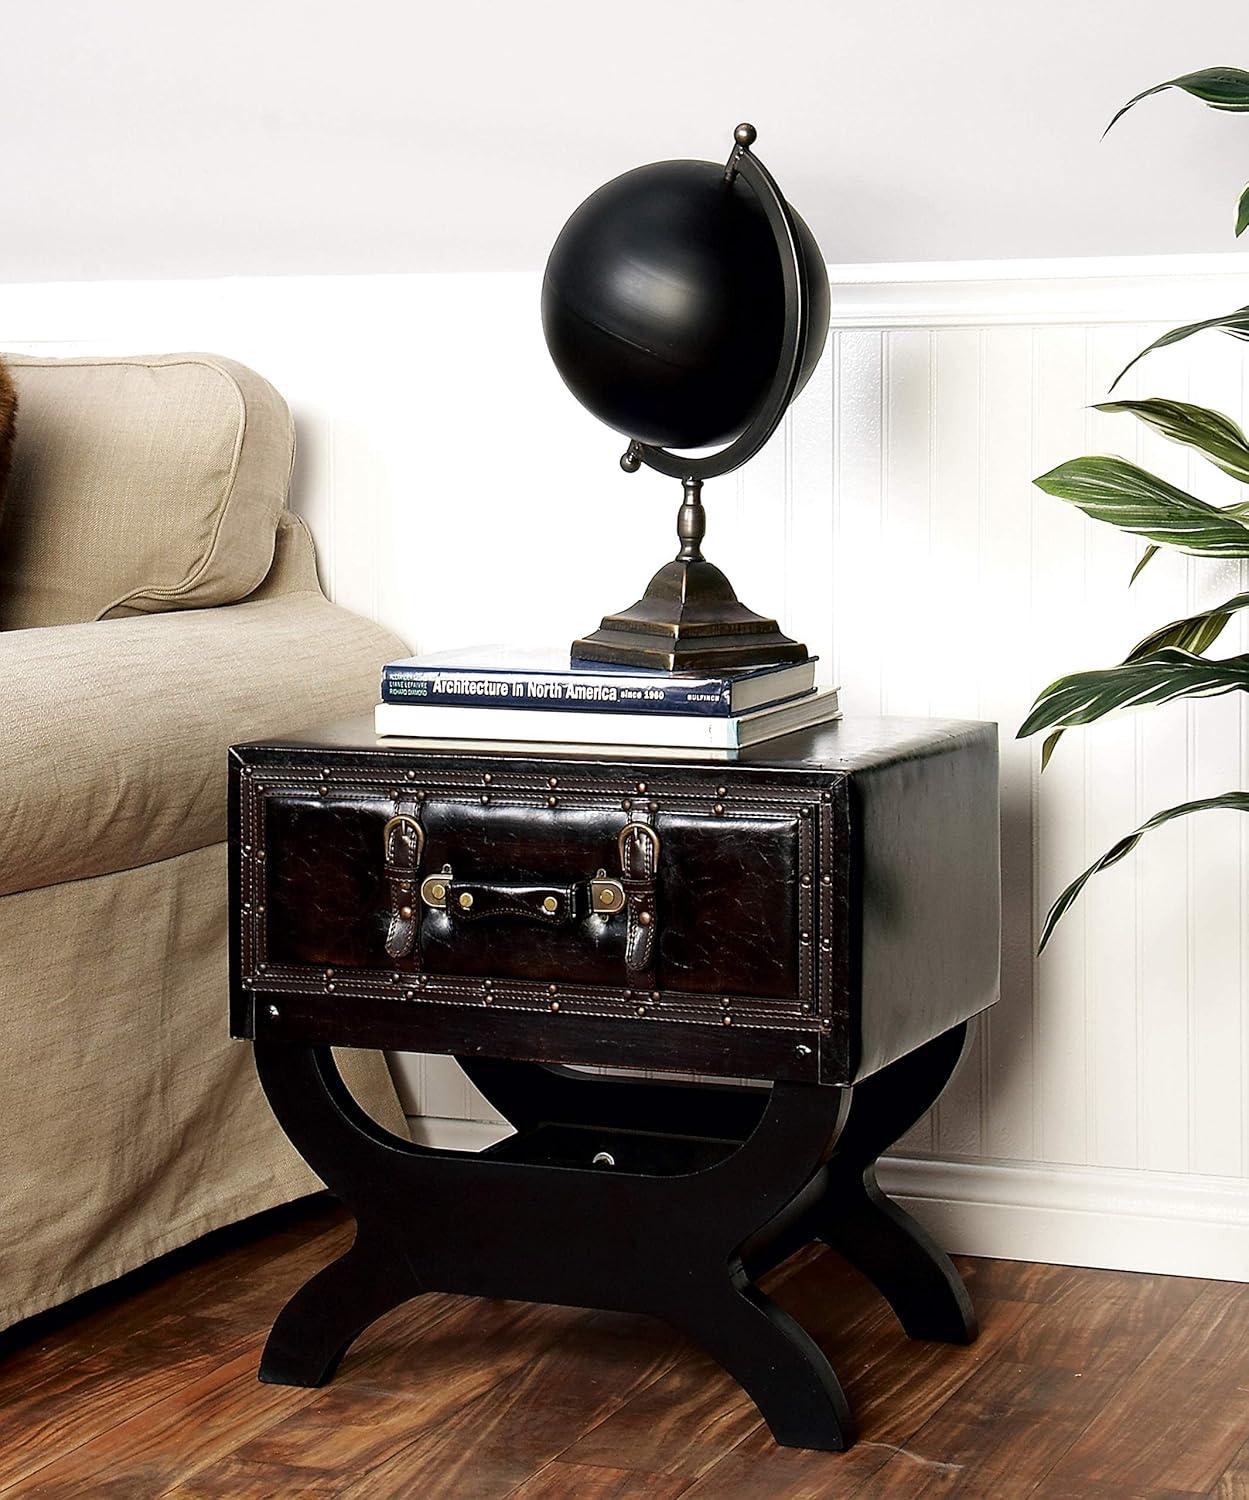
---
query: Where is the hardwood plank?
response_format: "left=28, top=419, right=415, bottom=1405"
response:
left=0, top=1315, right=247, bottom=1494
left=4, top=1210, right=1244, bottom=1500
left=849, top=1266, right=1208, bottom=1497
left=1037, top=1281, right=1249, bottom=1496
left=672, top=1437, right=898, bottom=1500
left=0, top=1200, right=346, bottom=1409
left=11, top=1286, right=471, bottom=1499
left=1029, top=1489, right=1198, bottom=1500
left=0, top=1212, right=353, bottom=1494
left=679, top=1257, right=1074, bottom=1497
left=548, top=1341, right=768, bottom=1483
left=563, top=1247, right=1058, bottom=1489
left=508, top=1461, right=694, bottom=1498
left=162, top=1454, right=348, bottom=1498
left=555, top=1252, right=888, bottom=1482
left=338, top=1310, right=687, bottom=1499
left=952, top=1254, right=1081, bottom=1305
left=1212, top=1443, right=1249, bottom=1500
left=12, top=1348, right=317, bottom=1499
left=175, top=1296, right=587, bottom=1493
left=819, top=1287, right=1043, bottom=1450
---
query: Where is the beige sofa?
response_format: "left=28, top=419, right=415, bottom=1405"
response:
left=0, top=353, right=405, bottom=1332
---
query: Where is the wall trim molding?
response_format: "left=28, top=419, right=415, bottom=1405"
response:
left=2, top=249, right=1248, bottom=343
left=407, top=1117, right=1249, bottom=1282
left=825, top=250, right=1249, bottom=329
left=874, top=1156, right=1249, bottom=1282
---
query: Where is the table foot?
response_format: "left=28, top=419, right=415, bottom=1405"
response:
left=259, top=1234, right=422, bottom=1386
left=817, top=1024, right=976, bottom=1344
left=664, top=1274, right=854, bottom=1451
left=818, top=1168, right=975, bottom=1344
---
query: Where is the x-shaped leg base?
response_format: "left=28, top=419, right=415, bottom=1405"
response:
left=253, top=1023, right=974, bottom=1452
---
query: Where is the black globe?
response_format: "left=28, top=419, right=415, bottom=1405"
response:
left=542, top=159, right=830, bottom=451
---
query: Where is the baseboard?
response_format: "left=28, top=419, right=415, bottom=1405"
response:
left=407, top=1117, right=1249, bottom=1282
left=874, top=1157, right=1249, bottom=1282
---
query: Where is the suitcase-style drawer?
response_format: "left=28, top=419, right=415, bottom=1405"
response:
left=262, top=792, right=810, bottom=1000
left=229, top=719, right=1000, bottom=1086
left=233, top=756, right=841, bottom=1064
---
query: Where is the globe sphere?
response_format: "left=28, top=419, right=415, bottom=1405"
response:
left=542, top=159, right=830, bottom=452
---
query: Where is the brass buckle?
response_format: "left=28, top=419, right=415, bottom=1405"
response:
left=383, top=814, right=424, bottom=863
left=618, top=822, right=661, bottom=867
left=589, top=870, right=626, bottom=914
left=420, top=864, right=452, bottom=909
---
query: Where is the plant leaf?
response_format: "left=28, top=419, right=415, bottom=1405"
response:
left=1039, top=791, right=1249, bottom=951
left=1039, top=731, right=1063, bottom=771
left=1238, top=183, right=1249, bottom=237
left=1130, top=498, right=1249, bottom=583
left=1038, top=590, right=1249, bottom=770
left=1094, top=397, right=1249, bottom=484
left=1034, top=456, right=1249, bottom=558
left=1126, top=589, right=1249, bottom=659
left=1129, top=544, right=1160, bottom=584
left=1110, top=306, right=1249, bottom=391
left=1018, top=648, right=1249, bottom=739
left=1105, top=67, right=1249, bottom=136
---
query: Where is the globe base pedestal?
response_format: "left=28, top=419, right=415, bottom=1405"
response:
left=572, top=554, right=808, bottom=673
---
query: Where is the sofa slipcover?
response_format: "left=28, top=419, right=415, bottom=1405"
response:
left=0, top=352, right=407, bottom=1333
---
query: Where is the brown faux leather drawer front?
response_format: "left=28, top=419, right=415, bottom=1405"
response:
left=262, top=792, right=804, bottom=1001
left=232, top=716, right=1000, bottom=1085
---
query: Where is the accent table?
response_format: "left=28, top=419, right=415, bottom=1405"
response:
left=229, top=714, right=1000, bottom=1452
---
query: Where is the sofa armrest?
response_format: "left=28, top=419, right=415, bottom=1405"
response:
left=0, top=594, right=404, bottom=897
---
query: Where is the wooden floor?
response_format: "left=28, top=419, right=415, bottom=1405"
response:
left=2, top=1199, right=1248, bottom=1498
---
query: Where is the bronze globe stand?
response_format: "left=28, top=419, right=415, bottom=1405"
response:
left=572, top=477, right=809, bottom=671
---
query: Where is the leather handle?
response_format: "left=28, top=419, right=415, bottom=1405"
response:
left=445, top=880, right=582, bottom=925
left=410, top=817, right=661, bottom=981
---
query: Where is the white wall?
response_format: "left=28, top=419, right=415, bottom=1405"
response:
left=4, top=252, right=1249, bottom=1278
left=3, top=0, right=1249, bottom=281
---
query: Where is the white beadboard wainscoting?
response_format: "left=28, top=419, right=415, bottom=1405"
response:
left=4, top=252, right=1249, bottom=1279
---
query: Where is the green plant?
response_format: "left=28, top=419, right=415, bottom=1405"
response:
left=1020, top=67, right=1249, bottom=950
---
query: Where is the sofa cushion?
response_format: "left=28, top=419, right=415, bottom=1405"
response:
left=0, top=592, right=404, bottom=898
left=0, top=354, right=294, bottom=630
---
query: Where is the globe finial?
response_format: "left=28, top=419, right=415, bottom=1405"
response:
left=734, top=122, right=757, bottom=148
left=620, top=441, right=643, bottom=473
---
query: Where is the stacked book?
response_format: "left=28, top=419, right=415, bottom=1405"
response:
left=374, top=648, right=840, bottom=758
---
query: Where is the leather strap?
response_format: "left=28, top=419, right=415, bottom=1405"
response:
left=383, top=806, right=425, bottom=960
left=619, top=814, right=659, bottom=982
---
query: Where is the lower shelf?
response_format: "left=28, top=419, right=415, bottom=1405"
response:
left=481, top=1121, right=742, bottom=1175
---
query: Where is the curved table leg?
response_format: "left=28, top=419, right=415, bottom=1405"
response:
left=253, top=1042, right=428, bottom=1383
left=817, top=1023, right=977, bottom=1344
left=259, top=1232, right=420, bottom=1386
left=249, top=1036, right=968, bottom=1450
left=659, top=1080, right=854, bottom=1451
left=819, top=1167, right=974, bottom=1344
left=663, top=1272, right=854, bottom=1452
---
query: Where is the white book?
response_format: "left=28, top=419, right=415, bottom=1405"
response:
left=375, top=687, right=841, bottom=753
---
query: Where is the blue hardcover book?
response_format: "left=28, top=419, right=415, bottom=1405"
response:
left=380, top=647, right=817, bottom=717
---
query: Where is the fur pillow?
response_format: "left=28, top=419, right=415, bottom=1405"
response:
left=0, top=358, right=15, bottom=507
